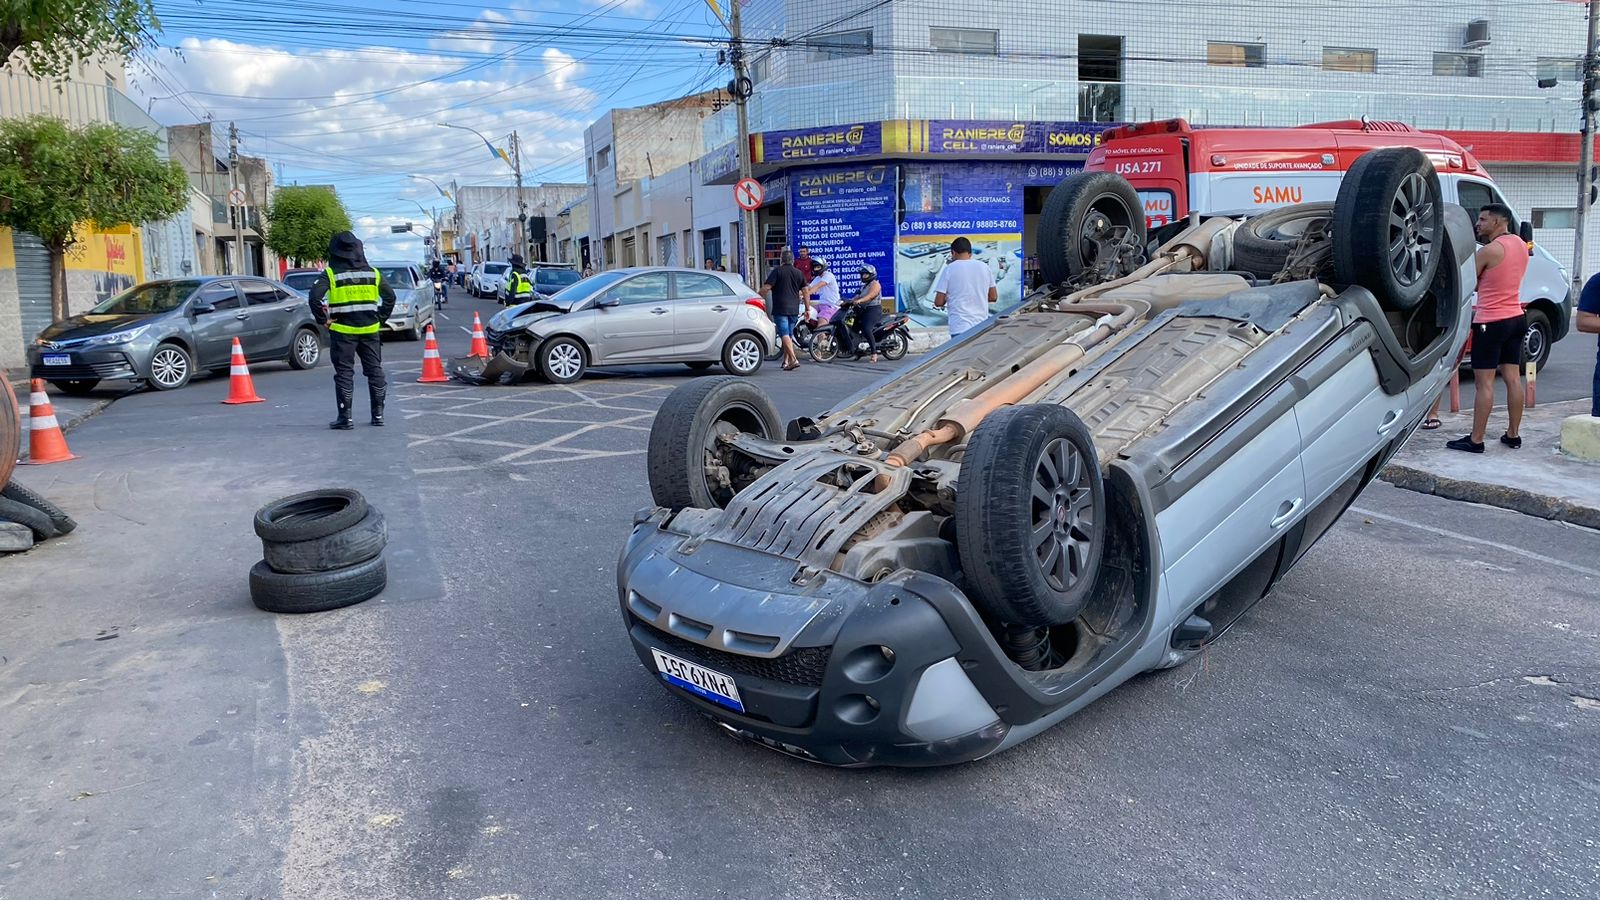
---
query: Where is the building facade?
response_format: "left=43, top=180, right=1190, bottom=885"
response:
left=455, top=183, right=586, bottom=266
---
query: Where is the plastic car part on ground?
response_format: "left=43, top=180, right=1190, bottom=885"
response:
left=618, top=150, right=1473, bottom=767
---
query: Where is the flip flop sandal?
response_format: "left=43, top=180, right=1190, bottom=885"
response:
left=1421, top=417, right=1442, bottom=430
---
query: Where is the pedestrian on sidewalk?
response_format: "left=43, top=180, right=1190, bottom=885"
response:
left=1448, top=204, right=1528, bottom=454
left=761, top=249, right=808, bottom=371
left=794, top=245, right=816, bottom=282
left=308, top=231, right=396, bottom=430
left=932, top=236, right=998, bottom=339
left=1580, top=271, right=1600, bottom=417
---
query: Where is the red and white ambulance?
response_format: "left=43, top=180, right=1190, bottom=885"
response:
left=1085, top=118, right=1572, bottom=367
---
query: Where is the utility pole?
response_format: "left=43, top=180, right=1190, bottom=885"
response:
left=729, top=3, right=759, bottom=284
left=228, top=122, right=245, bottom=276
left=1575, top=0, right=1600, bottom=298
left=511, top=130, right=528, bottom=259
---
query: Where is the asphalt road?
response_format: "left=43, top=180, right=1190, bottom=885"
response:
left=2, top=292, right=1597, bottom=900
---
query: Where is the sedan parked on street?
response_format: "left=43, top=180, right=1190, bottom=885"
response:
left=29, top=277, right=322, bottom=393
left=370, top=260, right=436, bottom=340
left=481, top=267, right=773, bottom=383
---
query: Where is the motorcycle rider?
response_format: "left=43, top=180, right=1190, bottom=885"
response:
left=429, top=258, right=448, bottom=304
left=833, top=264, right=883, bottom=364
left=501, top=254, right=533, bottom=306
left=308, top=231, right=396, bottom=429
left=802, top=258, right=839, bottom=350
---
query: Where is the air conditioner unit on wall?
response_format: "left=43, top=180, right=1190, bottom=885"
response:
left=1463, top=19, right=1490, bottom=50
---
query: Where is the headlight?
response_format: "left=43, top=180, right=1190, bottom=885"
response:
left=393, top=300, right=412, bottom=313
left=83, top=326, right=149, bottom=347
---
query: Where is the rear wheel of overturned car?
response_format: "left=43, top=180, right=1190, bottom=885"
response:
left=1037, top=172, right=1147, bottom=287
left=249, top=555, right=387, bottom=614
left=956, top=404, right=1107, bottom=628
left=1231, top=202, right=1335, bottom=280
left=538, top=336, right=588, bottom=384
left=1332, top=147, right=1442, bottom=312
left=721, top=332, right=765, bottom=376
left=648, top=376, right=783, bottom=510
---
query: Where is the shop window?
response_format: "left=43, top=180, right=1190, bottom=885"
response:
left=811, top=30, right=873, bottom=61
left=1207, top=41, right=1263, bottom=69
left=1537, top=57, right=1582, bottom=83
left=1079, top=35, right=1123, bottom=122
left=1322, top=47, right=1375, bottom=73
left=1433, top=52, right=1482, bottom=77
left=1533, top=208, right=1577, bottom=229
left=931, top=27, right=997, bottom=57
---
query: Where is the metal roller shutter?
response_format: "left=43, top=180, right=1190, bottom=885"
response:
left=14, top=231, right=54, bottom=351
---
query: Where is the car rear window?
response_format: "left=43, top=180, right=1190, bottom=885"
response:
left=535, top=269, right=581, bottom=290
left=484, top=263, right=509, bottom=275
left=282, top=272, right=319, bottom=292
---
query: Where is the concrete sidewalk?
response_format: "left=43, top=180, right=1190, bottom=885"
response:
left=1382, top=398, right=1600, bottom=529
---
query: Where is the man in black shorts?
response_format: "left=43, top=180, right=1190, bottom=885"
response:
left=1448, top=203, right=1528, bottom=453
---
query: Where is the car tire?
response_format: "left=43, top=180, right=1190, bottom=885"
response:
left=1230, top=202, right=1335, bottom=280
left=879, top=329, right=909, bottom=361
left=2, top=480, right=76, bottom=535
left=51, top=379, right=100, bottom=396
left=253, top=488, right=369, bottom=543
left=1523, top=308, right=1553, bottom=371
left=720, top=332, right=765, bottom=376
left=956, top=404, right=1107, bottom=628
left=263, top=507, right=386, bottom=575
left=288, top=327, right=322, bottom=369
left=685, top=361, right=715, bottom=371
left=147, top=342, right=193, bottom=391
left=1332, top=147, right=1442, bottom=313
left=0, top=495, right=56, bottom=541
left=538, top=336, right=588, bottom=384
left=648, top=376, right=783, bottom=510
left=1038, top=172, right=1147, bottom=287
left=249, top=555, right=387, bottom=614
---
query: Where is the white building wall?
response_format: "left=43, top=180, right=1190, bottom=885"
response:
left=1486, top=163, right=1599, bottom=282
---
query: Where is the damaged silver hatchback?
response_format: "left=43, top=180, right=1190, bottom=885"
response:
left=617, top=149, right=1477, bottom=767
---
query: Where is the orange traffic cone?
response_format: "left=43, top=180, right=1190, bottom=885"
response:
left=468, top=312, right=490, bottom=359
left=221, top=337, right=265, bottom=404
left=22, top=379, right=77, bottom=464
left=418, top=325, right=450, bottom=383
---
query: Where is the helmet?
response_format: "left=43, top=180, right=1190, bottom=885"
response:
left=859, top=263, right=877, bottom=282
left=812, top=257, right=827, bottom=273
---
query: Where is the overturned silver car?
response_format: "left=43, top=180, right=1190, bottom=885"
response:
left=618, top=149, right=1475, bottom=767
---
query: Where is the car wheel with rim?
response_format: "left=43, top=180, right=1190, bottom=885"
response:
left=288, top=328, right=322, bottom=369
left=647, top=376, right=783, bottom=510
left=721, top=332, right=764, bottom=376
left=1332, top=147, right=1442, bottom=312
left=956, top=404, right=1107, bottom=627
left=1038, top=172, right=1147, bottom=287
left=147, top=343, right=193, bottom=391
left=1522, top=308, right=1552, bottom=371
left=51, top=379, right=99, bottom=396
left=538, top=336, right=587, bottom=384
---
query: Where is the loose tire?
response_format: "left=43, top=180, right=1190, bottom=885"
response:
left=1523, top=308, right=1553, bottom=371
left=956, top=405, right=1107, bottom=627
left=721, top=332, right=765, bottom=376
left=51, top=379, right=100, bottom=396
left=2, top=480, right=76, bottom=535
left=879, top=329, right=909, bottom=361
left=249, top=555, right=387, bottom=613
left=147, top=343, right=193, bottom=391
left=538, top=336, right=587, bottom=384
left=1332, top=147, right=1442, bottom=312
left=0, top=495, right=55, bottom=541
left=262, top=507, right=386, bottom=575
left=254, top=488, right=369, bottom=543
left=1231, top=202, right=1335, bottom=280
left=647, top=376, right=782, bottom=510
left=288, top=328, right=322, bottom=369
left=1038, top=172, right=1147, bottom=287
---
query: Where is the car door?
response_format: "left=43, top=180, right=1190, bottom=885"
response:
left=591, top=272, right=674, bottom=363
left=239, top=280, right=294, bottom=357
left=1154, top=386, right=1308, bottom=621
left=671, top=271, right=739, bottom=357
left=1292, top=329, right=1409, bottom=510
left=189, top=281, right=248, bottom=369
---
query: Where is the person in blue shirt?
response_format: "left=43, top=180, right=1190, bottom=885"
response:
left=1581, top=272, right=1600, bottom=417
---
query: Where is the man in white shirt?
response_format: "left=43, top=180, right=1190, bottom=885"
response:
left=932, top=236, right=998, bottom=338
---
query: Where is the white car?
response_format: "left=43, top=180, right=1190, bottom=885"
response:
left=470, top=261, right=511, bottom=299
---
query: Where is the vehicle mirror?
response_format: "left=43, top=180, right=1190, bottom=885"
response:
left=1518, top=221, right=1534, bottom=243
left=190, top=300, right=216, bottom=315
left=596, top=298, right=621, bottom=309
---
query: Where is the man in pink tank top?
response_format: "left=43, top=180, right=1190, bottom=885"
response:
left=1448, top=203, right=1529, bottom=454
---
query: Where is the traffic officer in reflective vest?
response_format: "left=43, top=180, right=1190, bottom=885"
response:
left=501, top=254, right=533, bottom=305
left=308, top=231, right=396, bottom=429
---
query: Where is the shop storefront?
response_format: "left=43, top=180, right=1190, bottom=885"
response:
left=731, top=119, right=1114, bottom=328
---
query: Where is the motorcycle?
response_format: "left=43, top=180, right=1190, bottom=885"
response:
left=808, top=310, right=911, bottom=363
left=433, top=278, right=447, bottom=308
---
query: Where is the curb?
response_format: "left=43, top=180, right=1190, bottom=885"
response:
left=1379, top=462, right=1600, bottom=530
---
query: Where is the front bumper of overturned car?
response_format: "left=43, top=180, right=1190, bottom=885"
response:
left=616, top=507, right=1015, bottom=768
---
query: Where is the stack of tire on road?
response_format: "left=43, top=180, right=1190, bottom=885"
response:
left=250, top=488, right=388, bottom=613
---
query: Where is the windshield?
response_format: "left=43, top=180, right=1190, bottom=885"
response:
left=90, top=280, right=201, bottom=315
left=282, top=272, right=319, bottom=292
left=484, top=263, right=509, bottom=275
left=548, top=270, right=629, bottom=307
left=535, top=269, right=582, bottom=290
left=378, top=266, right=415, bottom=288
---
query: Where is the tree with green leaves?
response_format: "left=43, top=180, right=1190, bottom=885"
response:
left=265, top=186, right=353, bottom=267
left=0, top=115, right=188, bottom=321
left=0, top=0, right=160, bottom=80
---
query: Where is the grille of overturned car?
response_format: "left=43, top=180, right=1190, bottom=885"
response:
left=638, top=620, right=832, bottom=687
